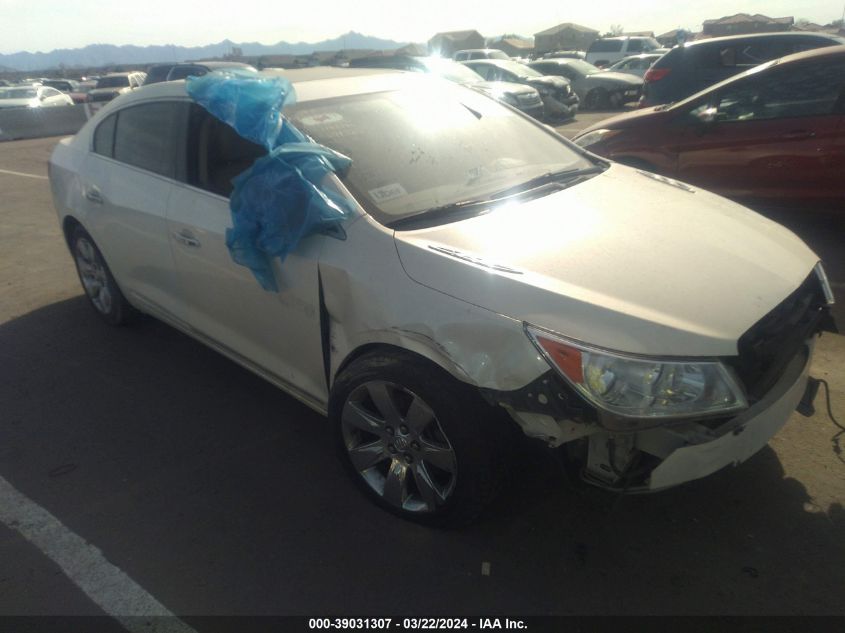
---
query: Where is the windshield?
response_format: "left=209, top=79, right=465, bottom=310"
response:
left=562, top=60, right=601, bottom=76
left=96, top=76, right=130, bottom=88
left=286, top=83, right=593, bottom=226
left=420, top=58, right=484, bottom=84
left=0, top=88, right=37, bottom=99
left=494, top=60, right=542, bottom=77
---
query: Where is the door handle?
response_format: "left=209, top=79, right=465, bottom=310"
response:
left=781, top=130, right=816, bottom=140
left=173, top=230, right=200, bottom=248
left=84, top=186, right=103, bottom=204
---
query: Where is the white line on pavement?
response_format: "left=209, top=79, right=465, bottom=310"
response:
left=0, top=474, right=197, bottom=633
left=0, top=167, right=48, bottom=180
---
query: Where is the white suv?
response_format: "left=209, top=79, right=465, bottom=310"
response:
left=586, top=36, right=661, bottom=67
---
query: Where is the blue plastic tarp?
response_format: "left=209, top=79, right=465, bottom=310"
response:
left=186, top=69, right=353, bottom=291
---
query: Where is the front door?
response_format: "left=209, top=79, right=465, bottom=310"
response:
left=675, top=55, right=845, bottom=201
left=166, top=105, right=329, bottom=406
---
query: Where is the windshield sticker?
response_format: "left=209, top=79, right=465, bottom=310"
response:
left=299, top=112, right=344, bottom=126
left=369, top=183, right=408, bottom=203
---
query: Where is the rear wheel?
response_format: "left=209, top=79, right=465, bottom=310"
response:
left=330, top=351, right=504, bottom=526
left=71, top=226, right=134, bottom=325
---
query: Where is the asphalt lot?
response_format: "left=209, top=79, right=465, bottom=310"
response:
left=1, top=126, right=844, bottom=623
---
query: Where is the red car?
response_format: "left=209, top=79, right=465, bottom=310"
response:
left=573, top=45, right=845, bottom=205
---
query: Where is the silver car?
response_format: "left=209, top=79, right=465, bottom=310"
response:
left=529, top=58, right=643, bottom=109
left=49, top=69, right=834, bottom=525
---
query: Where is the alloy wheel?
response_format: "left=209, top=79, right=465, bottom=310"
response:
left=341, top=380, right=458, bottom=513
left=74, top=237, right=113, bottom=314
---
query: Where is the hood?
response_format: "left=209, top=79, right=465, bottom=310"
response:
left=576, top=105, right=669, bottom=135
left=586, top=71, right=643, bottom=86
left=525, top=75, right=570, bottom=89
left=89, top=87, right=127, bottom=96
left=477, top=80, right=537, bottom=96
left=393, top=165, right=818, bottom=357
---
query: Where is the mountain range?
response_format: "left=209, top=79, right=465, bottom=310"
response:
left=0, top=31, right=410, bottom=72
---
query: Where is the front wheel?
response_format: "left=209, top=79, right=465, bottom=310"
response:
left=584, top=89, right=609, bottom=110
left=330, top=351, right=504, bottom=526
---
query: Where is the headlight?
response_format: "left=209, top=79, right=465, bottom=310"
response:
left=526, top=325, right=748, bottom=420
left=573, top=128, right=620, bottom=148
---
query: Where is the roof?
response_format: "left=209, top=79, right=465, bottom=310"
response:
left=100, top=69, right=425, bottom=112
left=430, top=30, right=483, bottom=42
left=681, top=30, right=844, bottom=48
left=703, top=13, right=794, bottom=27
left=498, top=38, right=534, bottom=49
left=535, top=23, right=598, bottom=36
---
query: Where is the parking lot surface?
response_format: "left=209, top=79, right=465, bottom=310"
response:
left=1, top=131, right=844, bottom=620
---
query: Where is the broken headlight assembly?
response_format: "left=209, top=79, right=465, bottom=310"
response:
left=526, top=325, right=748, bottom=422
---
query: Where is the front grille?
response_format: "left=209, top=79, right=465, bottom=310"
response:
left=727, top=272, right=826, bottom=401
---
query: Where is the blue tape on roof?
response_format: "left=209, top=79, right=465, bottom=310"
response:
left=187, top=69, right=353, bottom=291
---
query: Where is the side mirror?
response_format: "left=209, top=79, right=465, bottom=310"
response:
left=694, top=106, right=718, bottom=126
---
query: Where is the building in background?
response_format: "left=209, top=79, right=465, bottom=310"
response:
left=488, top=37, right=534, bottom=58
left=534, top=23, right=599, bottom=54
left=428, top=30, right=485, bottom=57
left=702, top=13, right=794, bottom=37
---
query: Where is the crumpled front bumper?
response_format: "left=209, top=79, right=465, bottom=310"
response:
left=640, top=341, right=814, bottom=490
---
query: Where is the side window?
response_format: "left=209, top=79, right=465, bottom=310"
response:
left=113, top=102, right=181, bottom=177
left=186, top=104, right=266, bottom=198
left=93, top=114, right=117, bottom=157
left=627, top=40, right=643, bottom=53
left=713, top=59, right=845, bottom=123
left=556, top=66, right=576, bottom=81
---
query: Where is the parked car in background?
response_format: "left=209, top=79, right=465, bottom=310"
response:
left=574, top=46, right=845, bottom=206
left=350, top=55, right=546, bottom=119
left=529, top=58, right=641, bottom=109
left=87, top=72, right=146, bottom=104
left=0, top=79, right=11, bottom=87
left=49, top=68, right=835, bottom=525
left=144, top=64, right=178, bottom=85
left=0, top=85, right=74, bottom=108
left=605, top=53, right=663, bottom=78
left=541, top=50, right=586, bottom=60
left=461, top=59, right=579, bottom=120
left=586, top=36, right=661, bottom=67
left=42, top=79, right=88, bottom=104
left=152, top=61, right=257, bottom=84
left=640, top=31, right=845, bottom=107
left=453, top=49, right=510, bottom=61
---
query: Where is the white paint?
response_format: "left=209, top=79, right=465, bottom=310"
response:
left=481, top=561, right=491, bottom=576
left=0, top=474, right=197, bottom=633
left=0, top=167, right=48, bottom=180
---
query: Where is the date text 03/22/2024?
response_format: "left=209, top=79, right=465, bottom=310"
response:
left=308, top=618, right=528, bottom=630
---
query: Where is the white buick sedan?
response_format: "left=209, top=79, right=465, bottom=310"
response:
left=49, top=69, right=835, bottom=525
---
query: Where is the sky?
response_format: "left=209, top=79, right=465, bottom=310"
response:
left=1, top=0, right=843, bottom=54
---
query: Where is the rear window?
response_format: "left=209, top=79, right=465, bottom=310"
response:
left=113, top=102, right=181, bottom=177
left=589, top=40, right=624, bottom=53
left=145, top=66, right=173, bottom=84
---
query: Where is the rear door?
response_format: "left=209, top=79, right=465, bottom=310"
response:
left=165, top=104, right=329, bottom=405
left=676, top=55, right=845, bottom=200
left=80, top=100, right=186, bottom=319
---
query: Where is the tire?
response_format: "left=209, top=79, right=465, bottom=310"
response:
left=330, top=350, right=504, bottom=527
left=70, top=226, right=135, bottom=325
left=584, top=89, right=608, bottom=110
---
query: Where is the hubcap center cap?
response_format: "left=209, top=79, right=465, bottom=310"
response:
left=393, top=434, right=410, bottom=451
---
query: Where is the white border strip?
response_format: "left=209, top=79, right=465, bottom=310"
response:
left=0, top=167, right=48, bottom=180
left=0, top=474, right=197, bottom=633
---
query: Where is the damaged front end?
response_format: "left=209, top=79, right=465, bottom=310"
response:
left=487, top=266, right=836, bottom=492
